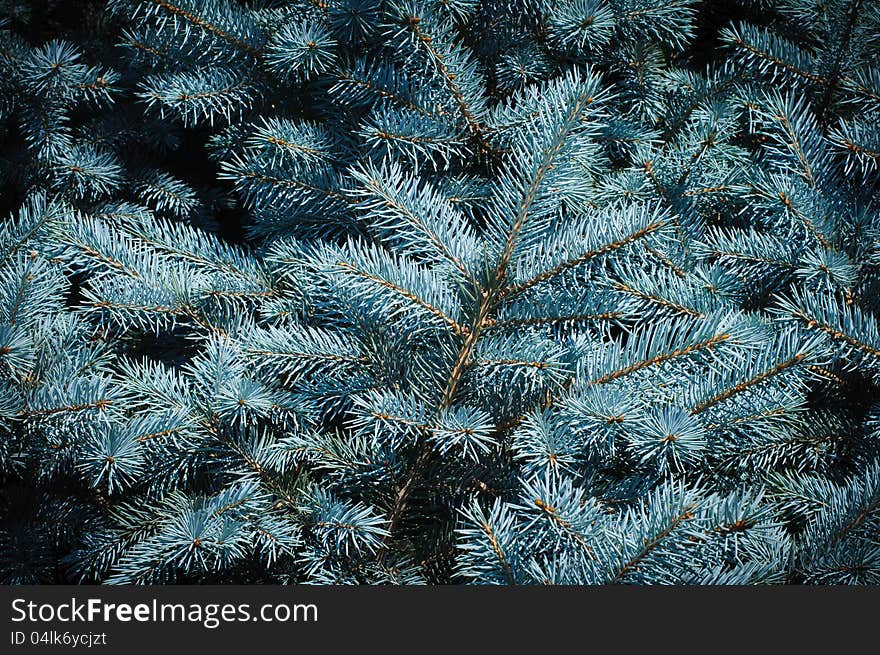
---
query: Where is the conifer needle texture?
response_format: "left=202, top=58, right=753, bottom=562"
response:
left=1, top=0, right=879, bottom=584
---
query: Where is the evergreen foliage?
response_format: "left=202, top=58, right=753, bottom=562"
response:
left=1, top=0, right=879, bottom=584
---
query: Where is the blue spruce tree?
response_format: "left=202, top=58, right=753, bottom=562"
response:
left=0, top=0, right=878, bottom=584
